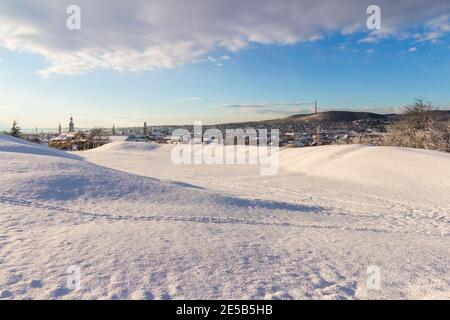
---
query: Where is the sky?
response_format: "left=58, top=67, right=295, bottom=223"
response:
left=0, top=0, right=449, bottom=129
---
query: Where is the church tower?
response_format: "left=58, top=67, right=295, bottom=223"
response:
left=69, top=116, right=74, bottom=133
left=143, top=122, right=148, bottom=136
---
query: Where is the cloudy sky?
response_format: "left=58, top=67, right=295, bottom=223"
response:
left=0, top=0, right=449, bottom=128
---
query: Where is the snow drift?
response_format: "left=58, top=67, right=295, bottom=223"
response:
left=87, top=140, right=160, bottom=153
left=0, top=135, right=449, bottom=300
left=280, top=144, right=450, bottom=205
left=0, top=135, right=81, bottom=160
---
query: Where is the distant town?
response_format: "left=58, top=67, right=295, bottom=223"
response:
left=4, top=108, right=450, bottom=151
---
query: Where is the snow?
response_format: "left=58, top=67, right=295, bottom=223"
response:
left=0, top=135, right=449, bottom=299
left=280, top=144, right=450, bottom=205
left=86, top=140, right=160, bottom=153
left=0, top=135, right=81, bottom=160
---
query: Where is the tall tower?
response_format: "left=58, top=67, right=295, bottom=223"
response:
left=315, top=101, right=318, bottom=114
left=69, top=116, right=74, bottom=133
left=143, top=122, right=148, bottom=136
left=58, top=123, right=62, bottom=134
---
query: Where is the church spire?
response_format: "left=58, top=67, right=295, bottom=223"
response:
left=143, top=122, right=148, bottom=135
left=69, top=115, right=74, bottom=133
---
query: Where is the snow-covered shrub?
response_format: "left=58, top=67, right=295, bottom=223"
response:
left=383, top=99, right=450, bottom=152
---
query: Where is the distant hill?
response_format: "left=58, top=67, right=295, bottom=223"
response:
left=215, top=110, right=450, bottom=127
left=271, top=111, right=388, bottom=124
left=216, top=111, right=389, bottom=127
left=433, top=110, right=450, bottom=121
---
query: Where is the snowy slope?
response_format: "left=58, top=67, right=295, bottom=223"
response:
left=280, top=144, right=450, bottom=205
left=86, top=141, right=160, bottom=153
left=0, top=135, right=449, bottom=300
left=0, top=135, right=81, bottom=159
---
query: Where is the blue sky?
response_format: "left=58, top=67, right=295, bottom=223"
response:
left=0, top=1, right=449, bottom=129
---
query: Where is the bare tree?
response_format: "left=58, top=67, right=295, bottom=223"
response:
left=384, top=99, right=450, bottom=152
left=89, top=127, right=105, bottom=149
left=10, top=120, right=21, bottom=138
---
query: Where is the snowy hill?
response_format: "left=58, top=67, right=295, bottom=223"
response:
left=280, top=144, right=450, bottom=205
left=276, top=111, right=387, bottom=123
left=0, top=135, right=81, bottom=159
left=0, top=136, right=449, bottom=299
left=87, top=140, right=160, bottom=153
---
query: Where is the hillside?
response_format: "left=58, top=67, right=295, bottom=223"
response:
left=215, top=110, right=450, bottom=127
left=269, top=111, right=388, bottom=124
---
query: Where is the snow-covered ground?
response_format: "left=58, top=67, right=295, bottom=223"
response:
left=0, top=135, right=449, bottom=299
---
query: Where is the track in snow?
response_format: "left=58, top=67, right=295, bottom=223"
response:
left=1, top=194, right=448, bottom=237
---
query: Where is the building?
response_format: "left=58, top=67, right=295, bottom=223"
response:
left=48, top=131, right=89, bottom=150
left=49, top=116, right=86, bottom=150
left=49, top=116, right=109, bottom=150
left=143, top=122, right=148, bottom=136
left=69, top=116, right=74, bottom=133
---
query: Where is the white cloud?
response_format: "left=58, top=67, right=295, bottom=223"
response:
left=208, top=55, right=229, bottom=67
left=358, top=14, right=450, bottom=45
left=216, top=102, right=316, bottom=115
left=414, top=14, right=450, bottom=43
left=183, top=97, right=203, bottom=101
left=0, top=0, right=449, bottom=77
left=358, top=27, right=402, bottom=44
left=408, top=47, right=418, bottom=52
left=342, top=23, right=363, bottom=35
left=0, top=104, right=18, bottom=111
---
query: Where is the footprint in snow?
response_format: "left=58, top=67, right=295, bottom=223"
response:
left=144, top=291, right=154, bottom=300
left=30, top=279, right=43, bottom=288
left=0, top=290, right=13, bottom=299
left=50, top=287, right=71, bottom=298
